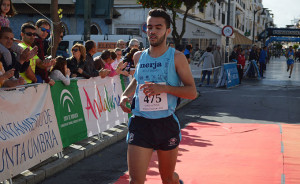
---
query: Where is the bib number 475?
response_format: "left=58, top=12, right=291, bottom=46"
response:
left=144, top=94, right=162, bottom=104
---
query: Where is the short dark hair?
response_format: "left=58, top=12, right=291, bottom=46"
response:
left=148, top=9, right=171, bottom=29
left=186, top=44, right=192, bottom=50
left=21, top=23, right=36, bottom=33
left=85, top=40, right=96, bottom=53
left=52, top=56, right=67, bottom=76
left=110, top=51, right=117, bottom=60
left=36, top=19, right=51, bottom=28
left=100, top=50, right=111, bottom=60
left=0, top=27, right=13, bottom=39
left=206, top=47, right=212, bottom=52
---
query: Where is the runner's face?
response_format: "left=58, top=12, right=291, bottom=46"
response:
left=147, top=16, right=170, bottom=47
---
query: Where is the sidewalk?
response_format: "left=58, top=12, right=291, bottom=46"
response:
left=6, top=95, right=198, bottom=184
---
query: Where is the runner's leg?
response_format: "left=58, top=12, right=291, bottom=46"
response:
left=289, top=63, right=294, bottom=77
left=157, top=146, right=180, bottom=184
left=128, top=145, right=153, bottom=184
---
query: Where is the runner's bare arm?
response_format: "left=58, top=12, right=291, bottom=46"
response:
left=140, top=50, right=197, bottom=99
left=120, top=51, right=142, bottom=113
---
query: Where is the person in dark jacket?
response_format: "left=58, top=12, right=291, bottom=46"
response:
left=84, top=40, right=110, bottom=79
left=229, top=45, right=238, bottom=62
left=67, top=43, right=87, bottom=78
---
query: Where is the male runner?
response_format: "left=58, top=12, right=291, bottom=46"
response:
left=120, top=9, right=197, bottom=184
left=286, top=46, right=295, bottom=78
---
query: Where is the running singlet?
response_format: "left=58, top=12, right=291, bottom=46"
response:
left=132, top=47, right=181, bottom=119
left=288, top=50, right=294, bottom=60
left=287, top=50, right=294, bottom=65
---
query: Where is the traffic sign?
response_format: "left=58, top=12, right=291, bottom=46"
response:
left=222, top=25, right=234, bottom=37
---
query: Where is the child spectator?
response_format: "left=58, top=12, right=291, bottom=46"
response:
left=111, top=48, right=123, bottom=70
left=50, top=56, right=70, bottom=86
left=101, top=50, right=128, bottom=77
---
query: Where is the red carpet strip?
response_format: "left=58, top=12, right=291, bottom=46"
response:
left=116, top=122, right=283, bottom=184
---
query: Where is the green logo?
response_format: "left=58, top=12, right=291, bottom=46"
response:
left=51, top=80, right=87, bottom=148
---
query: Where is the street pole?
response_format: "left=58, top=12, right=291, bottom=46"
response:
left=225, top=0, right=231, bottom=63
left=84, top=0, right=91, bottom=41
left=263, top=22, right=267, bottom=47
left=252, top=10, right=256, bottom=44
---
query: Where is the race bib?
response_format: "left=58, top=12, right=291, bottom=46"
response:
left=138, top=83, right=168, bottom=111
left=289, top=55, right=293, bottom=59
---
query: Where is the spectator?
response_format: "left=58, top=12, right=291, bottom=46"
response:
left=229, top=45, right=238, bottom=62
left=122, top=38, right=139, bottom=56
left=0, top=0, right=28, bottom=69
left=67, top=43, right=87, bottom=78
left=213, top=45, right=222, bottom=83
left=0, top=27, right=32, bottom=79
left=0, top=61, right=24, bottom=87
left=168, top=42, right=175, bottom=48
left=259, top=46, right=267, bottom=78
left=50, top=56, right=70, bottom=85
left=93, top=55, right=105, bottom=71
left=111, top=48, right=123, bottom=70
left=33, top=19, right=55, bottom=85
left=101, top=50, right=128, bottom=77
left=84, top=40, right=110, bottom=78
left=116, top=39, right=126, bottom=49
left=175, top=44, right=184, bottom=53
left=184, top=44, right=193, bottom=64
left=47, top=29, right=65, bottom=57
left=248, top=45, right=258, bottom=78
left=237, top=44, right=241, bottom=55
left=19, top=23, right=55, bottom=86
left=123, top=48, right=138, bottom=75
left=237, top=49, right=246, bottom=83
left=198, top=47, right=215, bottom=86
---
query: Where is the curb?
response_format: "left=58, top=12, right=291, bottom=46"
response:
left=7, top=95, right=198, bottom=184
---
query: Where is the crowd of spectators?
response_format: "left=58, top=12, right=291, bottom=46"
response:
left=0, top=0, right=146, bottom=89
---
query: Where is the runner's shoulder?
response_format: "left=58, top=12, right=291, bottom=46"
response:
left=174, top=50, right=188, bottom=64
left=133, top=51, right=143, bottom=65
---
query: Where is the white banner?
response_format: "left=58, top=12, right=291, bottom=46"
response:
left=77, top=76, right=128, bottom=137
left=0, top=84, right=63, bottom=181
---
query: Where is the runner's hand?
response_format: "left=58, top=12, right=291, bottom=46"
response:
left=140, top=81, right=164, bottom=97
left=120, top=95, right=131, bottom=113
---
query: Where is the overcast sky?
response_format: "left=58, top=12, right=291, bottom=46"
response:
left=263, top=0, right=300, bottom=28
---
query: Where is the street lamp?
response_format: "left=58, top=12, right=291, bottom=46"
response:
left=252, top=8, right=266, bottom=44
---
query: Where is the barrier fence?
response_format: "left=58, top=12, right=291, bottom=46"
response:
left=0, top=75, right=128, bottom=182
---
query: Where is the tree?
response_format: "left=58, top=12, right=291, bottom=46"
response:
left=50, top=0, right=63, bottom=58
left=137, top=0, right=210, bottom=46
left=293, top=44, right=299, bottom=50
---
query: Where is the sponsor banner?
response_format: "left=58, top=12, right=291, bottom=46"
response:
left=224, top=63, right=240, bottom=88
left=0, top=84, right=63, bottom=181
left=50, top=80, right=88, bottom=148
left=77, top=76, right=128, bottom=137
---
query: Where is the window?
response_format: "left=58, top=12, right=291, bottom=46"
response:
left=116, top=28, right=140, bottom=35
left=222, top=13, right=226, bottom=24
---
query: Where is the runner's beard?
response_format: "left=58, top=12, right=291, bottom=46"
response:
left=149, top=32, right=166, bottom=47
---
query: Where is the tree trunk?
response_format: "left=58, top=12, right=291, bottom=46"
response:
left=50, top=0, right=62, bottom=58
